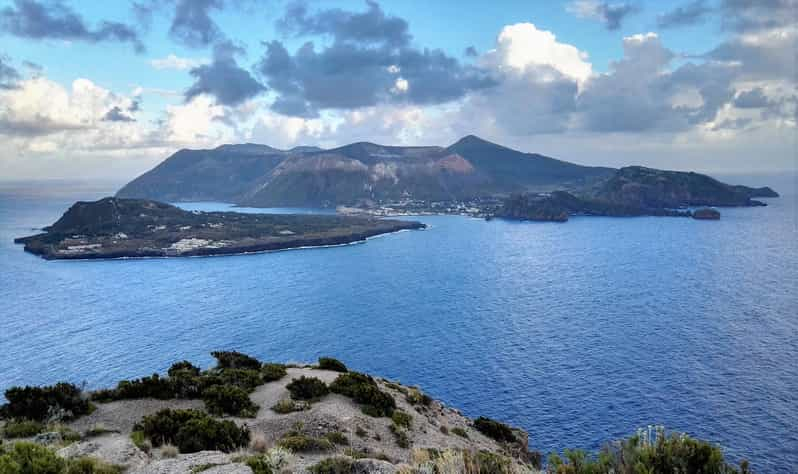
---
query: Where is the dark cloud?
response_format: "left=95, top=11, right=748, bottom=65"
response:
left=278, top=0, right=410, bottom=47
left=712, top=117, right=753, bottom=130
left=706, top=33, right=796, bottom=81
left=464, top=46, right=478, bottom=57
left=169, top=0, right=224, bottom=48
left=0, top=0, right=144, bottom=52
left=719, top=0, right=798, bottom=33
left=733, top=88, right=770, bottom=108
left=128, top=99, right=141, bottom=112
left=259, top=2, right=496, bottom=117
left=0, top=115, right=88, bottom=137
left=0, top=55, right=20, bottom=89
left=186, top=41, right=266, bottom=106
left=599, top=2, right=639, bottom=30
left=657, top=0, right=713, bottom=28
left=103, top=106, right=135, bottom=122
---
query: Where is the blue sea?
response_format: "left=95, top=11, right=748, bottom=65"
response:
left=1, top=179, right=796, bottom=472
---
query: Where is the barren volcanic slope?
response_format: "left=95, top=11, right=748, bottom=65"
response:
left=14, top=197, right=425, bottom=260
left=117, top=136, right=615, bottom=207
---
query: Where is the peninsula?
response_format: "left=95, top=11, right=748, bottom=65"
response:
left=14, top=197, right=425, bottom=260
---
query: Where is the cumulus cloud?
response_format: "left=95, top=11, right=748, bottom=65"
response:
left=258, top=1, right=495, bottom=117
left=102, top=106, right=135, bottom=122
left=567, top=0, right=640, bottom=30
left=150, top=54, right=208, bottom=71
left=185, top=41, right=266, bottom=106
left=0, top=0, right=144, bottom=52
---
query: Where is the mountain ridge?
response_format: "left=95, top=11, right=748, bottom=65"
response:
left=117, top=136, right=776, bottom=208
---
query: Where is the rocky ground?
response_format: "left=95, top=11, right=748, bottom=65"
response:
left=4, top=367, right=536, bottom=473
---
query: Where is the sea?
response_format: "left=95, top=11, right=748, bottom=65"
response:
left=0, top=177, right=796, bottom=472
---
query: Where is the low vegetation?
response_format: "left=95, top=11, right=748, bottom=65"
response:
left=133, top=409, right=249, bottom=453
left=0, top=442, right=121, bottom=474
left=1, top=383, right=92, bottom=422
left=451, top=427, right=469, bottom=439
left=261, top=363, right=287, bottom=382
left=309, top=457, right=353, bottom=474
left=201, top=384, right=257, bottom=417
left=392, top=410, right=412, bottom=429
left=286, top=376, right=329, bottom=400
left=1, top=419, right=44, bottom=438
left=277, top=433, right=334, bottom=453
left=322, top=431, right=349, bottom=446
left=270, top=398, right=309, bottom=414
left=473, top=416, right=516, bottom=443
left=547, top=427, right=751, bottom=474
left=329, top=372, right=396, bottom=417
left=317, top=357, right=348, bottom=373
left=243, top=446, right=294, bottom=474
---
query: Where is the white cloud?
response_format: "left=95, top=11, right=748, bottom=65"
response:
left=486, top=23, right=592, bottom=84
left=391, top=77, right=409, bottom=94
left=150, top=54, right=209, bottom=71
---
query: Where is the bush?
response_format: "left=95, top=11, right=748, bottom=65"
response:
left=391, top=411, right=412, bottom=429
left=2, top=419, right=44, bottom=438
left=202, top=385, right=257, bottom=417
left=64, top=457, right=122, bottom=474
left=0, top=441, right=65, bottom=473
left=270, top=399, right=308, bottom=414
left=389, top=424, right=410, bottom=449
left=286, top=377, right=328, bottom=401
left=405, top=388, right=432, bottom=407
left=94, top=374, right=174, bottom=402
left=2, top=383, right=91, bottom=422
left=245, top=446, right=294, bottom=474
left=323, top=431, right=349, bottom=445
left=211, top=351, right=261, bottom=370
left=309, top=457, right=353, bottom=474
left=167, top=361, right=200, bottom=377
left=214, top=369, right=263, bottom=392
left=134, top=409, right=249, bottom=453
left=277, top=434, right=333, bottom=453
left=328, top=373, right=395, bottom=417
left=317, top=357, right=348, bottom=373
left=473, top=416, right=516, bottom=443
left=261, top=364, right=287, bottom=382
left=451, top=427, right=468, bottom=439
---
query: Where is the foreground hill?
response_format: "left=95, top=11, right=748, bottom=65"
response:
left=117, top=136, right=614, bottom=207
left=0, top=352, right=752, bottom=473
left=14, top=197, right=424, bottom=260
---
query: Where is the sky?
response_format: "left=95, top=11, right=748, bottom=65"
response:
left=0, top=0, right=796, bottom=182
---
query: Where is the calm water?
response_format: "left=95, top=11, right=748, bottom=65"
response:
left=1, top=181, right=796, bottom=472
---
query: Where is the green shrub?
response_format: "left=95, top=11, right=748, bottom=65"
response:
left=286, top=377, right=328, bottom=400
left=174, top=417, right=250, bottom=454
left=214, top=369, right=262, bottom=392
left=389, top=424, right=410, bottom=449
left=405, top=388, right=432, bottom=407
left=548, top=428, right=751, bottom=474
left=473, top=416, right=516, bottom=443
left=451, top=427, right=468, bottom=439
left=391, top=411, right=412, bottom=429
left=167, top=361, right=200, bottom=377
left=329, top=373, right=395, bottom=417
left=0, top=441, right=65, bottom=473
left=211, top=351, right=261, bottom=370
left=277, top=434, right=333, bottom=453
left=244, top=456, right=274, bottom=474
left=317, top=357, right=348, bottom=373
left=270, top=399, right=308, bottom=414
left=130, top=431, right=149, bottom=452
left=134, top=409, right=249, bottom=453
left=202, top=385, right=257, bottom=417
left=309, top=457, right=353, bottom=474
left=65, top=457, right=122, bottom=474
left=323, top=431, right=349, bottom=445
left=2, top=383, right=91, bottom=422
left=96, top=374, right=174, bottom=401
left=2, top=419, right=44, bottom=438
left=261, top=364, right=287, bottom=382
left=472, top=450, right=512, bottom=473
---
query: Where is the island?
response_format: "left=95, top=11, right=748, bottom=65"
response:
left=0, top=352, right=752, bottom=473
left=14, top=197, right=425, bottom=260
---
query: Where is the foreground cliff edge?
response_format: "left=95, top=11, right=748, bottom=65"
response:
left=0, top=352, right=752, bottom=474
left=14, top=198, right=425, bottom=260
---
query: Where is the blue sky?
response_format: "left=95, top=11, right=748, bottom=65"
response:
left=0, top=0, right=795, bottom=180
